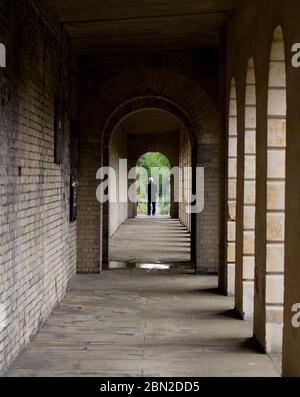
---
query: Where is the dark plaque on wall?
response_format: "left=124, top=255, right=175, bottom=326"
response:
left=70, top=120, right=80, bottom=168
left=70, top=171, right=78, bottom=223
left=54, top=95, right=64, bottom=164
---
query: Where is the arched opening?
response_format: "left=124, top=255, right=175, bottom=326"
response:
left=136, top=152, right=171, bottom=218
left=107, top=107, right=193, bottom=267
left=77, top=70, right=221, bottom=276
left=265, top=26, right=286, bottom=353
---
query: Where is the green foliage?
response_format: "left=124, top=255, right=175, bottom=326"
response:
left=137, top=152, right=170, bottom=176
left=136, top=152, right=171, bottom=216
left=159, top=198, right=170, bottom=215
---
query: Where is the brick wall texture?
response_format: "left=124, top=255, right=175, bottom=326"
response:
left=0, top=0, right=223, bottom=375
left=77, top=57, right=222, bottom=274
left=0, top=0, right=77, bottom=375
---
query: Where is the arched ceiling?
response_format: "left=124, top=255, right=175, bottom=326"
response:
left=120, top=109, right=182, bottom=136
left=48, top=0, right=237, bottom=54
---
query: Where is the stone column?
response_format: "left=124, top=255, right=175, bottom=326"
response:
left=226, top=79, right=238, bottom=296
left=239, top=59, right=256, bottom=319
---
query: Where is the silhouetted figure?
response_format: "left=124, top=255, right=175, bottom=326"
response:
left=147, top=177, right=158, bottom=216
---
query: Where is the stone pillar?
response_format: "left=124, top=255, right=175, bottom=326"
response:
left=254, top=26, right=286, bottom=353
left=179, top=129, right=192, bottom=230
left=237, top=59, right=256, bottom=319
left=264, top=27, right=286, bottom=353
left=283, top=33, right=300, bottom=376
left=226, top=79, right=238, bottom=296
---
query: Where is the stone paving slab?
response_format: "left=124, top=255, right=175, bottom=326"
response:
left=109, top=219, right=191, bottom=263
left=6, top=269, right=281, bottom=377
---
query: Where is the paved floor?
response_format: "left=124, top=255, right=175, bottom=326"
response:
left=6, top=269, right=281, bottom=377
left=109, top=218, right=191, bottom=263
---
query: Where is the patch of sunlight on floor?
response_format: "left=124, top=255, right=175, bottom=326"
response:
left=137, top=263, right=171, bottom=271
left=109, top=261, right=171, bottom=271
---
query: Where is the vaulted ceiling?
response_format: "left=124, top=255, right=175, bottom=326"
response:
left=122, top=109, right=182, bottom=136
left=48, top=0, right=236, bottom=54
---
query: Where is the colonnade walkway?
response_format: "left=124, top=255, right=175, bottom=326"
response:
left=6, top=269, right=280, bottom=377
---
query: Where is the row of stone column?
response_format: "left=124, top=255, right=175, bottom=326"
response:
left=225, top=27, right=286, bottom=355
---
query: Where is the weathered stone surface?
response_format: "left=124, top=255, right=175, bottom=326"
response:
left=6, top=270, right=279, bottom=377
left=110, top=218, right=191, bottom=263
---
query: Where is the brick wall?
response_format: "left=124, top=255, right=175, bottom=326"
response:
left=77, top=64, right=222, bottom=274
left=0, top=0, right=77, bottom=375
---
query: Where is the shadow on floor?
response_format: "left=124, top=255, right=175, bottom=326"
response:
left=215, top=309, right=242, bottom=320
left=5, top=270, right=281, bottom=377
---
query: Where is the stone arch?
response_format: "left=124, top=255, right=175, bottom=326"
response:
left=77, top=68, right=221, bottom=274
left=104, top=104, right=194, bottom=264
left=81, top=68, right=220, bottom=147
left=103, top=98, right=196, bottom=162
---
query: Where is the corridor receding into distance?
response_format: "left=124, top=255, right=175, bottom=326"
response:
left=1, top=0, right=300, bottom=379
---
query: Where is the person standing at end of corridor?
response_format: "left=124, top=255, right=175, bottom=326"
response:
left=147, top=177, right=158, bottom=216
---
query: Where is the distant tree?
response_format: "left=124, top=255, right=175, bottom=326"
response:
left=136, top=152, right=171, bottom=215
left=137, top=152, right=170, bottom=176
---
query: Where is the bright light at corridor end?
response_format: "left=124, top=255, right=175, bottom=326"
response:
left=96, top=160, right=205, bottom=214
